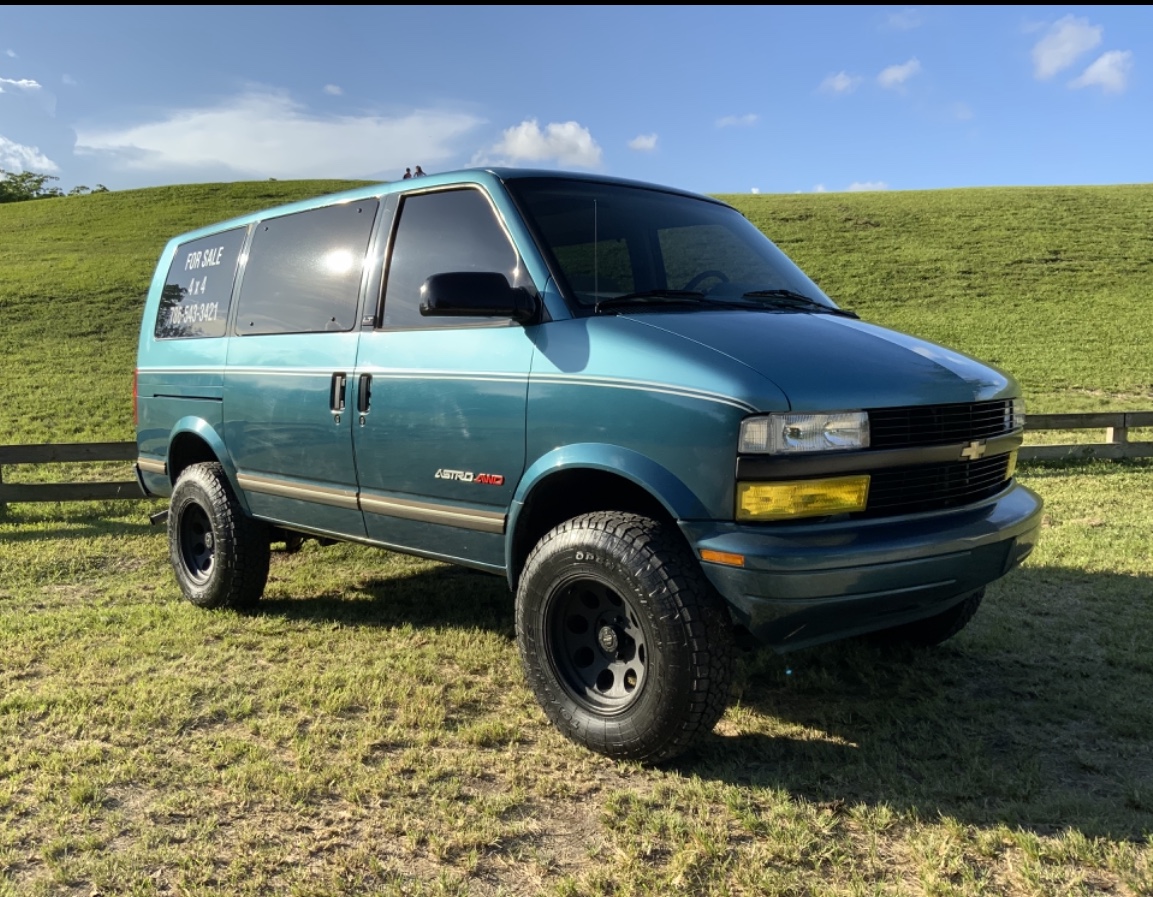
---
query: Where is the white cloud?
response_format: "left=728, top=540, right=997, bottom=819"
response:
left=323, top=84, right=343, bottom=96
left=1032, top=15, right=1102, bottom=80
left=627, top=133, right=658, bottom=152
left=0, top=77, right=42, bottom=93
left=953, top=102, right=975, bottom=121
left=62, top=74, right=77, bottom=86
left=812, top=184, right=827, bottom=193
left=1069, top=50, right=1134, bottom=93
left=5, top=49, right=16, bottom=58
left=716, top=113, right=758, bottom=128
left=819, top=72, right=861, bottom=94
left=878, top=58, right=921, bottom=89
left=886, top=8, right=923, bottom=30
left=74, top=89, right=483, bottom=179
left=847, top=181, right=889, bottom=192
left=0, top=135, right=59, bottom=172
left=477, top=118, right=602, bottom=168
left=750, top=187, right=760, bottom=194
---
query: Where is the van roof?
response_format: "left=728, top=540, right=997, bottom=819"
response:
left=166, top=168, right=724, bottom=246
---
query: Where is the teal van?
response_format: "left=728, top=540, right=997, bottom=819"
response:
left=135, top=169, right=1042, bottom=762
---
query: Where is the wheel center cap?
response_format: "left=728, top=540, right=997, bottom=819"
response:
left=204, top=532, right=214, bottom=550
left=597, top=625, right=619, bottom=654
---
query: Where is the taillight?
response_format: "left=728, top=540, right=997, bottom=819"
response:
left=133, top=369, right=139, bottom=427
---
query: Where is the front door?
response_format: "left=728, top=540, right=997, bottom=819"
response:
left=352, top=186, right=535, bottom=569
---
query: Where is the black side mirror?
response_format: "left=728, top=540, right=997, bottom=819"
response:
left=419, top=272, right=538, bottom=322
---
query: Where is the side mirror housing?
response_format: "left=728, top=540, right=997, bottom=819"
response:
left=419, top=272, right=538, bottom=323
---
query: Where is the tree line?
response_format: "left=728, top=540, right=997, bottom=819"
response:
left=0, top=169, right=108, bottom=203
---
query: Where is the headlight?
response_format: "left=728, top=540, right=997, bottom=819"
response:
left=739, top=411, right=870, bottom=454
left=1008, top=398, right=1026, bottom=431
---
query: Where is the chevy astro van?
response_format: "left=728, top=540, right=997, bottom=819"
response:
left=135, top=170, right=1042, bottom=762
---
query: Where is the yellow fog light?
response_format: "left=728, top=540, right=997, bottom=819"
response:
left=1006, top=449, right=1018, bottom=480
left=737, top=476, right=870, bottom=521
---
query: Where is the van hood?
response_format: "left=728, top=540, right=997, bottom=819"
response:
left=626, top=311, right=1014, bottom=410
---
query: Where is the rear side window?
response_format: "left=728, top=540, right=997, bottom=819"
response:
left=155, top=228, right=245, bottom=339
left=381, top=188, right=522, bottom=329
left=235, top=200, right=379, bottom=335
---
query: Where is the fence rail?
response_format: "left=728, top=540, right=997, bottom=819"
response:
left=0, top=442, right=145, bottom=510
left=1023, top=412, right=1153, bottom=461
left=1, top=411, right=1151, bottom=509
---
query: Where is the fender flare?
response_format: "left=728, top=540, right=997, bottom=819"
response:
left=505, top=443, right=709, bottom=580
left=167, top=417, right=251, bottom=515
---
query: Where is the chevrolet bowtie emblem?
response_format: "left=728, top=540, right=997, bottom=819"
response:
left=960, top=440, right=987, bottom=461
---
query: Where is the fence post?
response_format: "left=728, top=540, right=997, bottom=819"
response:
left=1106, top=424, right=1129, bottom=446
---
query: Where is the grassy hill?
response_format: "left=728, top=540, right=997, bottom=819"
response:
left=2, top=179, right=1152, bottom=445
left=725, top=185, right=1153, bottom=417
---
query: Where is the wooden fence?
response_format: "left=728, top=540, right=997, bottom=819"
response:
left=1, top=411, right=1151, bottom=510
left=0, top=442, right=145, bottom=512
left=1022, top=411, right=1153, bottom=460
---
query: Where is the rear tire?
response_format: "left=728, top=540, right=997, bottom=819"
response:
left=869, top=588, right=984, bottom=648
left=168, top=462, right=270, bottom=610
left=516, top=512, right=734, bottom=763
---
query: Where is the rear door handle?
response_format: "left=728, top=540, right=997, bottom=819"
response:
left=357, top=374, right=372, bottom=414
left=330, top=372, right=347, bottom=413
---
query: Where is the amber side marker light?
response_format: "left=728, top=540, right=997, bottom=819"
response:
left=700, top=549, right=746, bottom=567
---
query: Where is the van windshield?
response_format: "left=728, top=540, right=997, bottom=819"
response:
left=506, top=177, right=839, bottom=313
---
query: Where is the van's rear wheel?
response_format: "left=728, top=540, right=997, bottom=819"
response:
left=516, top=512, right=734, bottom=763
left=168, top=462, right=270, bottom=610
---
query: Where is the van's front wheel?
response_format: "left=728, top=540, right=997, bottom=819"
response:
left=515, top=512, right=734, bottom=763
left=168, top=462, right=270, bottom=610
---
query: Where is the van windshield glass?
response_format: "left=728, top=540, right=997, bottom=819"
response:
left=507, top=178, right=838, bottom=313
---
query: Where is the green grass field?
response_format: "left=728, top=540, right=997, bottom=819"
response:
left=1, top=181, right=1151, bottom=895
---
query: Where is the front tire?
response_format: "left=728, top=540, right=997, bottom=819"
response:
left=168, top=462, right=270, bottom=610
left=515, top=512, right=734, bottom=763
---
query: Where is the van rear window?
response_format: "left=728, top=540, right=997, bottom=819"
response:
left=235, top=200, right=379, bottom=335
left=155, top=228, right=246, bottom=339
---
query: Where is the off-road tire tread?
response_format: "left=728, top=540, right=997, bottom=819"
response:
left=516, top=511, right=734, bottom=763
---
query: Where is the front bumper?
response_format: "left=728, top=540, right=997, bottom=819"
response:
left=681, top=482, right=1042, bottom=652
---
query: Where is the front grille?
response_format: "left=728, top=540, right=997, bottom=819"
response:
left=869, top=400, right=1015, bottom=449
left=859, top=454, right=1011, bottom=518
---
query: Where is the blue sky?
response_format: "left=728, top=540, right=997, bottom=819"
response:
left=1, top=5, right=1147, bottom=195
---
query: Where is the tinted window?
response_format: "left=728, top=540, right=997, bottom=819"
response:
left=382, top=188, right=522, bottom=329
left=552, top=237, right=634, bottom=304
left=658, top=224, right=770, bottom=289
left=155, top=228, right=245, bottom=339
left=508, top=178, right=834, bottom=310
left=235, top=200, right=378, bottom=335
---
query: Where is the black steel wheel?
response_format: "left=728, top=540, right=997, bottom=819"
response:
left=516, top=512, right=734, bottom=763
left=167, top=462, right=270, bottom=610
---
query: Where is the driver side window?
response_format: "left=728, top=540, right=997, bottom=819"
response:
left=381, top=188, right=522, bottom=329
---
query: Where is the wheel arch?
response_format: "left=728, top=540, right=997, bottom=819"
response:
left=506, top=444, right=709, bottom=590
left=166, top=417, right=250, bottom=514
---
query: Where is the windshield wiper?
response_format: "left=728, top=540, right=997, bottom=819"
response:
left=740, top=289, right=859, bottom=318
left=595, top=290, right=709, bottom=312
